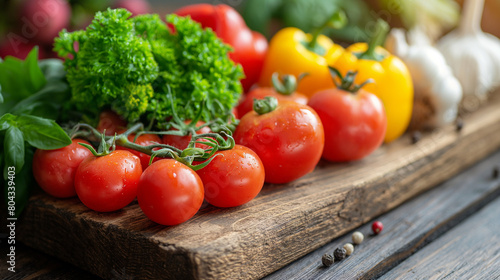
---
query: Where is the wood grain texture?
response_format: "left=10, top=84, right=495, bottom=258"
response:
left=265, top=150, right=500, bottom=280
left=16, top=94, right=500, bottom=280
left=380, top=196, right=500, bottom=280
left=1, top=244, right=100, bottom=280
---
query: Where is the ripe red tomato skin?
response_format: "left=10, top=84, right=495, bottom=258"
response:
left=196, top=145, right=265, bottom=208
left=116, top=133, right=161, bottom=170
left=32, top=139, right=92, bottom=198
left=308, top=88, right=387, bottom=162
left=137, top=159, right=204, bottom=226
left=96, top=110, right=127, bottom=136
left=236, top=87, right=309, bottom=117
left=75, top=150, right=142, bottom=212
left=234, top=101, right=324, bottom=184
left=162, top=120, right=212, bottom=150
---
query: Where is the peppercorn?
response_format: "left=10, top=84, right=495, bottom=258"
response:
left=322, top=253, right=334, bottom=267
left=456, top=117, right=464, bottom=132
left=334, top=247, right=347, bottom=261
left=493, top=166, right=499, bottom=179
left=372, top=221, right=384, bottom=235
left=343, top=243, right=354, bottom=256
left=352, top=231, right=364, bottom=245
left=411, top=131, right=422, bottom=144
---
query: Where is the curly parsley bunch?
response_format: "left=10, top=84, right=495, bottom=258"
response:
left=54, top=8, right=243, bottom=126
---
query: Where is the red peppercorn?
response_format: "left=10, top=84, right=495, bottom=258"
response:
left=372, top=221, right=383, bottom=235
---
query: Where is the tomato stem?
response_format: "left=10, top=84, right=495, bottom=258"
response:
left=271, top=72, right=308, bottom=95
left=253, top=96, right=278, bottom=115
left=328, top=66, right=374, bottom=94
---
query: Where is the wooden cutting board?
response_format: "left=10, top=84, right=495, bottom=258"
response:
left=18, top=94, right=500, bottom=280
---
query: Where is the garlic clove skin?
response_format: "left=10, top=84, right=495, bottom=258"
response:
left=386, top=28, right=463, bottom=129
left=437, top=0, right=500, bottom=111
left=437, top=32, right=500, bottom=110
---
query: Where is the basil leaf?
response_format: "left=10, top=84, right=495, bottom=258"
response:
left=39, top=59, right=66, bottom=82
left=0, top=47, right=46, bottom=102
left=0, top=84, right=3, bottom=104
left=0, top=113, right=16, bottom=131
left=10, top=80, right=70, bottom=117
left=3, top=126, right=25, bottom=178
left=16, top=115, right=71, bottom=149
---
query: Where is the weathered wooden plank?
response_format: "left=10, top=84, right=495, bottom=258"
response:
left=1, top=244, right=100, bottom=280
left=380, top=194, right=500, bottom=279
left=16, top=94, right=500, bottom=280
left=265, top=149, right=500, bottom=280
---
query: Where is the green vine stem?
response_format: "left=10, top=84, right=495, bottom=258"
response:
left=71, top=122, right=234, bottom=171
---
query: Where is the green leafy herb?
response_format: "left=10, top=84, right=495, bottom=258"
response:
left=0, top=47, right=72, bottom=217
left=54, top=8, right=243, bottom=127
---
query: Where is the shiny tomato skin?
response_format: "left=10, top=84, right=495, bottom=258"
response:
left=75, top=150, right=142, bottom=212
left=234, top=101, right=324, bottom=184
left=236, top=87, right=309, bottom=117
left=308, top=88, right=387, bottom=162
left=196, top=145, right=265, bottom=208
left=162, top=121, right=212, bottom=150
left=96, top=110, right=127, bottom=136
left=32, top=139, right=92, bottom=198
left=116, top=133, right=161, bottom=170
left=137, top=159, right=204, bottom=226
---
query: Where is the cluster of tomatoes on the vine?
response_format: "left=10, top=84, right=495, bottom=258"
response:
left=33, top=69, right=386, bottom=226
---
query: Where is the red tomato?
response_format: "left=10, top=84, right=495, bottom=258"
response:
left=75, top=150, right=142, bottom=212
left=237, top=87, right=309, bottom=117
left=176, top=4, right=268, bottom=92
left=116, top=133, right=161, bottom=170
left=196, top=145, right=265, bottom=207
left=308, top=88, right=387, bottom=161
left=96, top=110, right=127, bottom=136
left=234, top=101, right=324, bottom=184
left=32, top=139, right=92, bottom=198
left=137, top=159, right=204, bottom=226
left=162, top=121, right=212, bottom=150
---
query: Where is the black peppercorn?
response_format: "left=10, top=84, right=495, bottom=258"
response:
left=322, top=253, right=334, bottom=267
left=334, top=247, right=347, bottom=261
left=493, top=166, right=499, bottom=179
left=411, top=131, right=422, bottom=144
left=456, top=118, right=464, bottom=132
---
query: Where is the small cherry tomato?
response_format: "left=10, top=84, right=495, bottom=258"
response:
left=96, top=110, right=127, bottom=136
left=75, top=150, right=142, bottom=212
left=32, top=139, right=92, bottom=198
left=196, top=145, right=265, bottom=208
left=117, top=133, right=161, bottom=170
left=137, top=159, right=204, bottom=226
left=237, top=73, right=309, bottom=117
left=162, top=120, right=212, bottom=150
left=234, top=98, right=324, bottom=184
left=308, top=70, right=387, bottom=162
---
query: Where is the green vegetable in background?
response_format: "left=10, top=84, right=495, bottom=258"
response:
left=0, top=48, right=72, bottom=217
left=54, top=8, right=244, bottom=128
left=241, top=0, right=376, bottom=42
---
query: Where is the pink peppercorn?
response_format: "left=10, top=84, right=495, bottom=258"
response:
left=372, top=221, right=383, bottom=235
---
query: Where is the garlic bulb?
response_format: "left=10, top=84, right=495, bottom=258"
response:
left=437, top=0, right=500, bottom=112
left=386, top=28, right=462, bottom=129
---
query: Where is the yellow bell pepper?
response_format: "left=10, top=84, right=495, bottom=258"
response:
left=258, top=12, right=346, bottom=97
left=333, top=20, right=413, bottom=143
